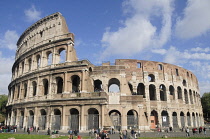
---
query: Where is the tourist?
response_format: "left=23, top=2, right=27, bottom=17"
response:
left=185, top=127, right=190, bottom=137
left=203, top=127, right=206, bottom=135
left=47, top=128, right=50, bottom=135
left=27, top=127, right=30, bottom=135
left=77, top=135, right=82, bottom=139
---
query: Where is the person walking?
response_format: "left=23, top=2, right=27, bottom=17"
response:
left=203, top=127, right=206, bottom=135
left=47, top=128, right=50, bottom=135
left=185, top=127, right=190, bottom=137
left=27, top=127, right=30, bottom=135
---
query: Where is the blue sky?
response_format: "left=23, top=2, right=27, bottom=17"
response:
left=0, top=0, right=210, bottom=96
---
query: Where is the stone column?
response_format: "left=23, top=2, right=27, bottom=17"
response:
left=80, top=105, right=86, bottom=131
left=34, top=107, right=38, bottom=127
left=81, top=70, right=87, bottom=92
left=63, top=72, right=68, bottom=93
left=100, top=105, right=105, bottom=129
left=121, top=106, right=127, bottom=130
left=23, top=108, right=27, bottom=128
left=62, top=106, right=67, bottom=130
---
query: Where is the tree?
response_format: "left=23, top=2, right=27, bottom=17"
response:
left=201, top=92, right=210, bottom=122
left=0, top=95, right=8, bottom=123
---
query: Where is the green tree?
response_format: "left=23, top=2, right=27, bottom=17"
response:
left=0, top=94, right=8, bottom=123
left=201, top=92, right=210, bottom=122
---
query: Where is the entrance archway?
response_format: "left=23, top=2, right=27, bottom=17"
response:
left=69, top=108, right=79, bottom=130
left=88, top=108, right=99, bottom=130
left=150, top=110, right=158, bottom=129
left=28, top=110, right=34, bottom=128
left=109, top=110, right=121, bottom=131
left=52, top=109, right=61, bottom=130
left=127, top=110, right=138, bottom=129
left=161, top=111, right=169, bottom=127
left=39, top=109, right=47, bottom=130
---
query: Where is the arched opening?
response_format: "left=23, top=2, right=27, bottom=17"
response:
left=16, top=65, right=19, bottom=77
left=109, top=110, right=121, bottom=130
left=22, top=62, right=24, bottom=74
left=149, top=84, right=156, bottom=100
left=28, top=58, right=32, bottom=71
left=184, top=89, right=188, bottom=104
left=172, top=112, right=178, bottom=128
left=160, top=84, right=166, bottom=101
left=88, top=108, right=99, bottom=130
left=137, top=83, right=145, bottom=98
left=39, top=109, right=47, bottom=130
left=71, top=75, right=80, bottom=92
left=192, top=112, right=195, bottom=127
left=52, top=109, right=61, bottom=130
left=189, top=90, right=193, bottom=104
left=148, top=74, right=155, bottom=82
left=58, top=48, right=66, bottom=63
left=47, top=51, right=53, bottom=65
left=56, top=77, right=63, bottom=94
left=17, top=85, right=20, bottom=99
left=108, top=78, right=120, bottom=93
left=182, top=79, right=187, bottom=87
left=94, top=79, right=103, bottom=92
left=19, top=111, right=24, bottom=128
left=69, top=108, right=79, bottom=130
left=128, top=83, right=134, bottom=94
left=169, top=85, right=175, bottom=100
left=158, top=64, right=163, bottom=70
left=161, top=111, right=169, bottom=127
left=32, top=81, right=37, bottom=96
left=12, top=111, right=17, bottom=126
left=150, top=110, right=158, bottom=129
left=43, top=79, right=49, bottom=95
left=24, top=83, right=27, bottom=98
left=36, top=55, right=41, bottom=68
left=28, top=110, right=34, bottom=128
left=187, top=112, right=191, bottom=127
left=180, top=112, right=185, bottom=127
left=177, top=86, right=182, bottom=100
left=127, top=110, right=138, bottom=129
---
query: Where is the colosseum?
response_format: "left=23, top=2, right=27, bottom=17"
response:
left=6, top=12, right=203, bottom=131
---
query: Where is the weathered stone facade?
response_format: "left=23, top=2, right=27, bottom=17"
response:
left=6, top=12, right=203, bottom=131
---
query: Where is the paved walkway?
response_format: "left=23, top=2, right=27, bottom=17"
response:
left=11, top=129, right=210, bottom=138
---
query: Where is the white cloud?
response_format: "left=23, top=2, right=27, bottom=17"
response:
left=24, top=5, right=41, bottom=22
left=151, top=49, right=167, bottom=55
left=101, top=0, right=173, bottom=59
left=199, top=81, right=210, bottom=96
left=175, top=0, right=210, bottom=39
left=0, top=52, right=14, bottom=95
left=0, top=30, right=18, bottom=50
left=190, top=47, right=210, bottom=52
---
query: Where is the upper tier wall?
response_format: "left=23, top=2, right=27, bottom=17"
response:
left=16, top=12, right=73, bottom=60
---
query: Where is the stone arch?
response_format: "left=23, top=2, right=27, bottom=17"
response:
left=137, top=83, right=145, bottom=98
left=169, top=85, right=175, bottom=100
left=158, top=64, right=163, bottom=70
left=58, top=47, right=66, bottom=63
left=71, top=75, right=80, bottom=92
left=88, top=108, right=99, bottom=130
left=32, top=81, right=37, bottom=96
left=189, top=89, right=193, bottom=104
left=161, top=110, right=169, bottom=127
left=183, top=79, right=187, bottom=87
left=187, top=112, right=191, bottom=127
left=47, top=51, right=53, bottom=65
left=21, top=61, right=24, bottom=74
left=109, top=110, right=121, bottom=130
left=35, top=54, right=41, bottom=69
left=19, top=111, right=24, bottom=128
left=28, top=58, right=32, bottom=71
left=177, top=86, right=182, bottom=100
left=39, top=109, right=47, bottom=130
left=94, top=79, right=103, bottom=92
left=12, top=111, right=17, bottom=126
left=24, top=83, right=27, bottom=98
left=180, top=111, right=185, bottom=127
left=149, top=84, right=156, bottom=100
left=28, top=110, right=34, bottom=128
left=150, top=110, right=158, bottom=129
left=56, top=77, right=63, bottom=94
left=108, top=78, right=120, bottom=93
left=192, top=112, right=196, bottom=127
left=52, top=109, right=61, bottom=130
left=69, top=108, right=79, bottom=130
left=43, top=79, right=49, bottom=95
left=148, top=74, right=155, bottom=82
left=172, top=112, right=178, bottom=128
left=128, top=82, right=134, bottom=94
left=127, top=110, right=138, bottom=129
left=160, top=84, right=166, bottom=101
left=184, top=89, right=188, bottom=104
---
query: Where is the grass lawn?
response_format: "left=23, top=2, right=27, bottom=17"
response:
left=1, top=134, right=210, bottom=139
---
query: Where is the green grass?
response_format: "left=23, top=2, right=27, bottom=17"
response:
left=0, top=133, right=210, bottom=139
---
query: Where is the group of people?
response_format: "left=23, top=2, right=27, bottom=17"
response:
left=184, top=126, right=207, bottom=137
left=24, top=126, right=40, bottom=134
left=119, top=129, right=140, bottom=139
left=0, top=125, right=17, bottom=133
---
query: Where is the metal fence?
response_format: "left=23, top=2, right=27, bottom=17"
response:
left=51, top=115, right=61, bottom=130
left=68, top=114, right=79, bottom=130
left=88, top=114, right=99, bottom=130
left=39, top=115, right=46, bottom=130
